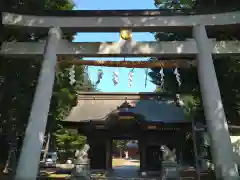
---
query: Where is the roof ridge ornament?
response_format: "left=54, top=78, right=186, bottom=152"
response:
left=117, top=101, right=135, bottom=109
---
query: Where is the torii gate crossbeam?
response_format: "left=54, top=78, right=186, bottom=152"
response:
left=1, top=9, right=239, bottom=180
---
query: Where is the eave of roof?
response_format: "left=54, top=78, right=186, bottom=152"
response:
left=63, top=98, right=188, bottom=123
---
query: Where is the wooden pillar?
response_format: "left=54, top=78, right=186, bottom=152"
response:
left=0, top=0, right=3, bottom=47
left=179, top=132, right=184, bottom=165
left=88, top=135, right=107, bottom=170
left=106, top=138, right=112, bottom=170
left=139, top=138, right=146, bottom=171
left=176, top=145, right=180, bottom=164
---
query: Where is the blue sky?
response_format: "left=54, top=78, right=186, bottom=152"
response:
left=73, top=0, right=157, bottom=92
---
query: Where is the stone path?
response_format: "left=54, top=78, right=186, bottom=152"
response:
left=92, top=160, right=160, bottom=180
left=122, top=160, right=140, bottom=166
left=40, top=160, right=161, bottom=179
left=92, top=166, right=161, bottom=180
left=109, top=166, right=139, bottom=178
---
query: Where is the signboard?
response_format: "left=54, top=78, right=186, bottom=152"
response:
left=147, top=125, right=157, bottom=130
left=119, top=116, right=135, bottom=120
left=144, top=125, right=181, bottom=131
left=95, top=125, right=105, bottom=129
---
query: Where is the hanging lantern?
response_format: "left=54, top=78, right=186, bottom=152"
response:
left=69, top=65, right=76, bottom=85
left=95, top=69, right=103, bottom=85
left=154, top=0, right=162, bottom=5
left=128, top=69, right=134, bottom=88
left=112, top=70, right=119, bottom=86
left=120, top=29, right=132, bottom=40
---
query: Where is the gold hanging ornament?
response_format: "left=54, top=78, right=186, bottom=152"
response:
left=154, top=0, right=162, bottom=5
left=120, top=29, right=132, bottom=40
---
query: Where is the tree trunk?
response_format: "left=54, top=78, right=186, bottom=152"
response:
left=3, top=148, right=11, bottom=174
left=3, top=143, right=16, bottom=174
left=119, top=148, right=123, bottom=158
left=42, top=133, right=50, bottom=162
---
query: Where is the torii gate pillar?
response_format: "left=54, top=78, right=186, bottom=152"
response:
left=15, top=27, right=62, bottom=180
left=193, top=24, right=239, bottom=180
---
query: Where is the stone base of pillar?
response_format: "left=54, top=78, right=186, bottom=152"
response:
left=72, top=159, right=90, bottom=177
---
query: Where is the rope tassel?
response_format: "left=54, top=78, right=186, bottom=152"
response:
left=159, top=68, right=165, bottom=89
left=95, top=69, right=103, bottom=85
left=69, top=65, right=76, bottom=85
left=112, top=70, right=119, bottom=86
left=128, top=69, right=134, bottom=88
left=145, top=68, right=149, bottom=88
left=173, top=67, right=181, bottom=86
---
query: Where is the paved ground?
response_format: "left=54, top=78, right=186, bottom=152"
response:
left=107, top=159, right=140, bottom=179
left=39, top=159, right=160, bottom=179
left=109, top=166, right=140, bottom=178
left=92, top=159, right=160, bottom=180
left=113, top=159, right=140, bottom=167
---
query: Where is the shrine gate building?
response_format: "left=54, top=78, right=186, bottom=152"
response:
left=61, top=92, right=192, bottom=171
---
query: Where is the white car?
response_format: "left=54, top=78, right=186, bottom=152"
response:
left=40, top=151, right=58, bottom=168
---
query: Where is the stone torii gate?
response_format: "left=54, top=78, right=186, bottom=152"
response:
left=1, top=9, right=240, bottom=180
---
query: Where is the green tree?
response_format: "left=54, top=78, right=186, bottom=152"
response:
left=150, top=0, right=240, bottom=165
left=45, top=63, right=95, bottom=161
left=0, top=0, right=96, bottom=173
left=113, top=140, right=127, bottom=158
left=151, top=0, right=240, bottom=125
left=154, top=0, right=195, bottom=9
